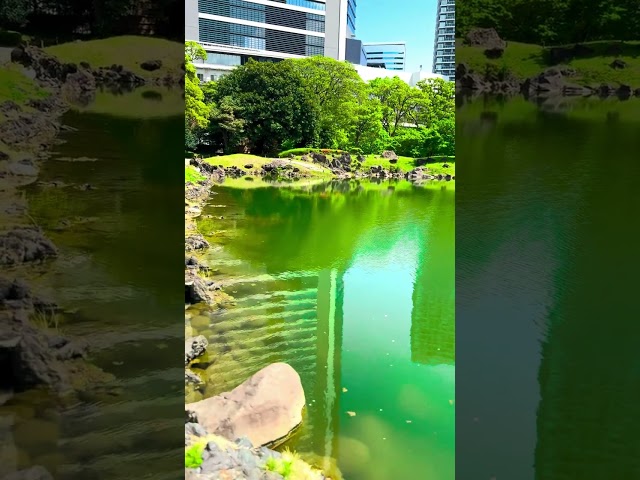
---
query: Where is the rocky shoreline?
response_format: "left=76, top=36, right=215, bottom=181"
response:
left=1, top=42, right=182, bottom=478
left=188, top=152, right=454, bottom=185
left=457, top=28, right=640, bottom=101
left=185, top=339, right=335, bottom=480
left=184, top=161, right=342, bottom=479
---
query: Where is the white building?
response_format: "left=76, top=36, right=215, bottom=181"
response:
left=362, top=42, right=406, bottom=71
left=185, top=0, right=360, bottom=82
left=354, top=64, right=445, bottom=87
left=432, top=0, right=455, bottom=81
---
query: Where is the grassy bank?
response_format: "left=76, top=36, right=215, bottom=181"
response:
left=358, top=154, right=455, bottom=176
left=45, top=36, right=182, bottom=79
left=0, top=65, right=49, bottom=106
left=202, top=153, right=455, bottom=178
left=205, top=154, right=333, bottom=178
left=185, top=165, right=206, bottom=183
left=457, top=39, right=640, bottom=85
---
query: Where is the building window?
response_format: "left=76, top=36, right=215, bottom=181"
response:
left=205, top=53, right=242, bottom=66
left=284, top=0, right=326, bottom=10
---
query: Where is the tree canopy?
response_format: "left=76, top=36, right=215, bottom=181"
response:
left=184, top=50, right=454, bottom=158
left=456, top=0, right=640, bottom=45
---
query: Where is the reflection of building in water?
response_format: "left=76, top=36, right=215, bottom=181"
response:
left=535, top=266, right=640, bottom=477
left=271, top=269, right=344, bottom=459
left=311, top=269, right=344, bottom=464
left=410, top=213, right=454, bottom=365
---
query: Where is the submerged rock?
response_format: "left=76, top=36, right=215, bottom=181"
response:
left=185, top=272, right=213, bottom=305
left=0, top=309, right=70, bottom=394
left=185, top=234, right=210, bottom=252
left=2, top=466, right=54, bottom=480
left=0, top=227, right=57, bottom=266
left=185, top=335, right=208, bottom=366
left=186, top=363, right=305, bottom=447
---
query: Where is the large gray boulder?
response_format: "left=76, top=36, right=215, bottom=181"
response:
left=186, top=363, right=305, bottom=447
left=465, top=27, right=506, bottom=58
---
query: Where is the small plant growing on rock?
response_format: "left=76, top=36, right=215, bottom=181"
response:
left=265, top=457, right=293, bottom=478
left=185, top=442, right=205, bottom=468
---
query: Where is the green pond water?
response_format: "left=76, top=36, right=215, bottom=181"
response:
left=1, top=89, right=184, bottom=479
left=188, top=180, right=455, bottom=480
left=456, top=95, right=640, bottom=479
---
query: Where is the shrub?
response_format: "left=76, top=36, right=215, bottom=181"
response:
left=278, top=147, right=347, bottom=158
left=185, top=443, right=205, bottom=469
left=0, top=30, right=22, bottom=47
left=264, top=457, right=293, bottom=479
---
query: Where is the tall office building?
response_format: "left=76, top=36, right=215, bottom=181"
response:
left=432, top=0, right=455, bottom=80
left=185, top=0, right=360, bottom=82
left=363, top=42, right=406, bottom=71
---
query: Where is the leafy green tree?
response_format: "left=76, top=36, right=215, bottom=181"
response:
left=348, top=95, right=385, bottom=154
left=368, top=77, right=423, bottom=137
left=289, top=56, right=366, bottom=148
left=412, top=78, right=455, bottom=128
left=213, top=60, right=319, bottom=155
left=209, top=96, right=245, bottom=153
left=0, top=0, right=32, bottom=25
left=184, top=42, right=209, bottom=135
left=457, top=0, right=640, bottom=44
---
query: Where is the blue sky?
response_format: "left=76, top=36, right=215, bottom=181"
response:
left=355, top=0, right=437, bottom=73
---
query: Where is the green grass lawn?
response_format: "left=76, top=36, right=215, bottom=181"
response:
left=205, top=154, right=333, bottom=178
left=0, top=65, right=49, bottom=105
left=204, top=153, right=455, bottom=179
left=45, top=36, right=183, bottom=79
left=185, top=165, right=206, bottom=184
left=457, top=39, right=640, bottom=86
left=360, top=154, right=455, bottom=176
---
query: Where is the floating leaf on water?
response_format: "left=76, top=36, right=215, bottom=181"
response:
left=346, top=411, right=356, bottom=417
left=406, top=420, right=412, bottom=424
left=342, top=387, right=348, bottom=393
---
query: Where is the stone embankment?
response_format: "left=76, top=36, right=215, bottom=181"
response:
left=2, top=43, right=179, bottom=479
left=457, top=28, right=640, bottom=100
left=1, top=44, right=149, bottom=399
left=187, top=153, right=453, bottom=184
left=184, top=342, right=335, bottom=480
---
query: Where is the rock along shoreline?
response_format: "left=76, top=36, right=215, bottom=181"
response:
left=1, top=41, right=184, bottom=459
left=184, top=161, right=346, bottom=479
left=457, top=28, right=640, bottom=102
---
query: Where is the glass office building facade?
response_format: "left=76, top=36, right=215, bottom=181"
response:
left=187, top=0, right=334, bottom=82
left=363, top=42, right=406, bottom=71
left=346, top=0, right=356, bottom=35
left=432, top=0, right=455, bottom=81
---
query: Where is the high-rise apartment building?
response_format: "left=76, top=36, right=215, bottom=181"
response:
left=432, top=0, right=455, bottom=81
left=185, top=0, right=359, bottom=82
left=363, top=42, right=406, bottom=71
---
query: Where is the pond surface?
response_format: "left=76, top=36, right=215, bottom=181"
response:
left=189, top=180, right=455, bottom=480
left=1, top=88, right=184, bottom=479
left=456, top=95, right=640, bottom=480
